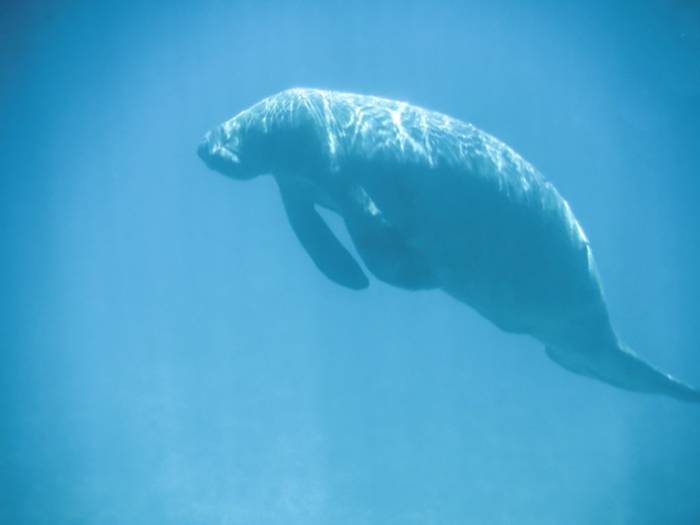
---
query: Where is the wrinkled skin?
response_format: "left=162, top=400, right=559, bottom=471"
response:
left=199, top=88, right=700, bottom=403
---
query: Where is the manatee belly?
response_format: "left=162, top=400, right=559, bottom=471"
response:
left=345, top=160, right=607, bottom=344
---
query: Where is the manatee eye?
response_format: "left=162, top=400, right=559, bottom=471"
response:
left=221, top=144, right=239, bottom=163
left=226, top=133, right=240, bottom=153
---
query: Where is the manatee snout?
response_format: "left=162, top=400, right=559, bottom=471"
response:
left=197, top=135, right=209, bottom=160
left=197, top=130, right=217, bottom=162
left=197, top=127, right=244, bottom=179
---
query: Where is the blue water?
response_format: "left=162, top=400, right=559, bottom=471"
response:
left=2, top=1, right=700, bottom=523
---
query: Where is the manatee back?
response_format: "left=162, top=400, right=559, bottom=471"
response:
left=310, top=89, right=606, bottom=339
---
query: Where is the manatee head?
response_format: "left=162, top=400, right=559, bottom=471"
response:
left=197, top=105, right=274, bottom=181
left=198, top=90, right=330, bottom=181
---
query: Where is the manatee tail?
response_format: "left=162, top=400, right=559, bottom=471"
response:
left=545, top=342, right=700, bottom=404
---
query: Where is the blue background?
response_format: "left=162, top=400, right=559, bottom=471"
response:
left=2, top=1, right=700, bottom=523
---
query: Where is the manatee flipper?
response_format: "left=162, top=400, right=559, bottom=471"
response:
left=546, top=343, right=700, bottom=403
left=343, top=185, right=438, bottom=291
left=279, top=184, right=369, bottom=290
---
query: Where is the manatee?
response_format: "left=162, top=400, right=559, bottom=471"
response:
left=198, top=88, right=700, bottom=403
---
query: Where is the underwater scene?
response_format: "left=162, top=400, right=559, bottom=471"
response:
left=2, top=1, right=700, bottom=523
